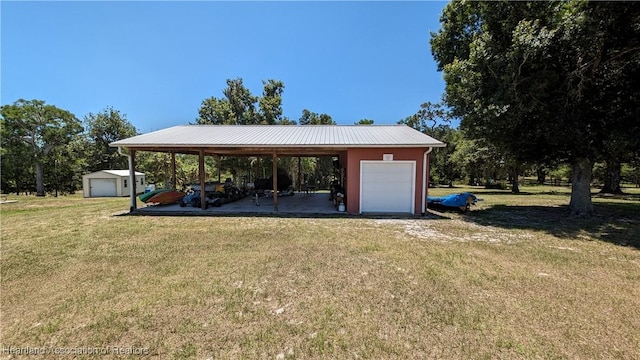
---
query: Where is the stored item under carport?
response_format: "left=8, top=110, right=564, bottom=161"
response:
left=427, top=192, right=479, bottom=212
left=179, top=189, right=221, bottom=209
left=147, top=190, right=185, bottom=205
left=139, top=189, right=168, bottom=203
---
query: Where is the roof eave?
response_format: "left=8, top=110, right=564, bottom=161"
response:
left=110, top=143, right=446, bottom=148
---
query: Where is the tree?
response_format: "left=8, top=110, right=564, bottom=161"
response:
left=628, top=155, right=640, bottom=188
left=85, top=106, right=138, bottom=172
left=276, top=116, right=297, bottom=125
left=196, top=78, right=258, bottom=125
left=44, top=136, right=87, bottom=195
left=596, top=37, right=640, bottom=194
left=0, top=126, right=35, bottom=194
left=398, top=102, right=446, bottom=132
left=399, top=102, right=466, bottom=187
left=567, top=3, right=640, bottom=198
left=299, top=109, right=314, bottom=126
left=196, top=97, right=233, bottom=125
left=298, top=109, right=337, bottom=188
left=430, top=1, right=640, bottom=215
left=196, top=78, right=287, bottom=183
left=258, top=80, right=285, bottom=125
left=433, top=2, right=554, bottom=194
left=299, top=109, right=335, bottom=125
left=1, top=99, right=82, bottom=196
left=355, top=119, right=374, bottom=125
left=450, top=135, right=507, bottom=186
left=197, top=78, right=290, bottom=126
left=223, top=78, right=258, bottom=125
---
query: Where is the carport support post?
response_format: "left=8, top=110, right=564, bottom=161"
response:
left=128, top=150, right=137, bottom=212
left=273, top=153, right=278, bottom=211
left=199, top=150, right=206, bottom=210
left=217, top=155, right=221, bottom=184
left=297, top=156, right=302, bottom=191
left=171, top=152, right=176, bottom=190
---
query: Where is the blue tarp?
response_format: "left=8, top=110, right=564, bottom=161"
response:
left=427, top=192, right=478, bottom=210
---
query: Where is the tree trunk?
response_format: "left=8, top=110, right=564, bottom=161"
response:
left=511, top=166, right=520, bottom=194
left=35, top=161, right=45, bottom=196
left=599, top=159, right=623, bottom=194
left=569, top=157, right=594, bottom=216
left=512, top=174, right=520, bottom=193
left=536, top=167, right=547, bottom=184
left=468, top=174, right=475, bottom=186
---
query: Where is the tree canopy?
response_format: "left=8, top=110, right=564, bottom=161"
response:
left=85, top=106, right=138, bottom=172
left=299, top=109, right=336, bottom=125
left=430, top=1, right=640, bottom=215
left=1, top=99, right=83, bottom=196
left=196, top=78, right=289, bottom=125
left=259, top=79, right=286, bottom=125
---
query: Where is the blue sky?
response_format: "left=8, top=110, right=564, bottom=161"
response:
left=1, top=1, right=448, bottom=133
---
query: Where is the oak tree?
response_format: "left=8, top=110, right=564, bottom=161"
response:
left=431, top=1, right=640, bottom=215
left=1, top=99, right=82, bottom=196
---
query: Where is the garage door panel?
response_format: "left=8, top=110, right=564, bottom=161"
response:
left=362, top=192, right=408, bottom=212
left=90, top=178, right=117, bottom=197
left=360, top=161, right=415, bottom=213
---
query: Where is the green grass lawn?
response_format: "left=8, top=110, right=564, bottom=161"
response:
left=1, top=186, right=639, bottom=359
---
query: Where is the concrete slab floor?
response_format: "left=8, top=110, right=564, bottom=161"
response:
left=134, top=191, right=346, bottom=216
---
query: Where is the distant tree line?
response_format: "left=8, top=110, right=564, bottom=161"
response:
left=399, top=101, right=640, bottom=191
left=1, top=100, right=137, bottom=196
left=194, top=78, right=339, bottom=189
left=3, top=93, right=636, bottom=199
left=3, top=0, right=639, bottom=215
left=0, top=79, right=361, bottom=195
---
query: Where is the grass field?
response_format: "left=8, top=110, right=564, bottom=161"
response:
left=1, top=185, right=639, bottom=359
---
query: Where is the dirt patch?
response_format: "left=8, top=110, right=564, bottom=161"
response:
left=373, top=219, right=532, bottom=244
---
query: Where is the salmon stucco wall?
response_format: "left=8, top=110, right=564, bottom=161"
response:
left=345, top=148, right=430, bottom=215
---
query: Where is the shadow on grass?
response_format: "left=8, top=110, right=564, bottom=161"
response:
left=462, top=202, right=640, bottom=249
left=594, top=192, right=640, bottom=201
left=475, top=190, right=575, bottom=197
left=472, top=190, right=640, bottom=199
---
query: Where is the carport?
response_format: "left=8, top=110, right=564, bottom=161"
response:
left=110, top=125, right=445, bottom=215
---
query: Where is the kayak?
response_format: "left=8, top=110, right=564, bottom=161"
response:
left=139, top=189, right=169, bottom=203
left=147, top=190, right=185, bottom=205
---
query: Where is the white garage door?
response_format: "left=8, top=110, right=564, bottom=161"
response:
left=90, top=178, right=117, bottom=197
left=360, top=161, right=415, bottom=213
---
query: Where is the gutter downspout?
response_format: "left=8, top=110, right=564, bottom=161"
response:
left=422, top=147, right=433, bottom=215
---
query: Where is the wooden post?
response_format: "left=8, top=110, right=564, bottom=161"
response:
left=128, top=150, right=137, bottom=212
left=199, top=149, right=206, bottom=210
left=171, top=152, right=176, bottom=190
left=297, top=156, right=302, bottom=191
left=217, top=155, right=222, bottom=184
left=273, top=153, right=278, bottom=211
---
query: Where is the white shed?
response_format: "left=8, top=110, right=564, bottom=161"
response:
left=83, top=170, right=145, bottom=197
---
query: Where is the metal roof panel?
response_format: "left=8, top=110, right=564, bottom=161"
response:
left=111, top=125, right=446, bottom=148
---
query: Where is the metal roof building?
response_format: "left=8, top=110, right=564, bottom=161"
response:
left=82, top=170, right=145, bottom=198
left=111, top=125, right=444, bottom=154
left=111, top=124, right=445, bottom=215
